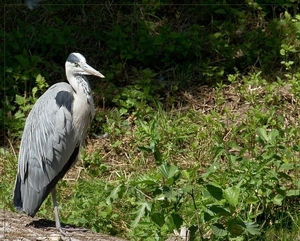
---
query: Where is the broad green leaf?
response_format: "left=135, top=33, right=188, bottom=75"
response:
left=269, top=129, right=279, bottom=142
left=279, top=163, right=294, bottom=171
left=256, top=127, right=268, bottom=142
left=209, top=205, right=231, bottom=216
left=246, top=196, right=258, bottom=204
left=202, top=162, right=220, bottom=178
left=161, top=186, right=177, bottom=201
left=224, top=186, right=240, bottom=207
left=211, top=223, right=227, bottom=237
left=244, top=221, right=260, bottom=235
left=278, top=171, right=292, bottom=180
left=169, top=213, right=183, bottom=230
left=227, top=218, right=245, bottom=237
left=135, top=175, right=158, bottom=185
left=150, top=212, right=165, bottom=227
left=272, top=193, right=285, bottom=205
left=119, top=107, right=128, bottom=114
left=159, top=163, right=179, bottom=180
left=181, top=170, right=190, bottom=180
left=206, top=184, right=223, bottom=200
left=204, top=211, right=214, bottom=221
left=287, top=189, right=300, bottom=196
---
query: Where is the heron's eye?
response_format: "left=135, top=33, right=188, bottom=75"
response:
left=74, top=63, right=80, bottom=67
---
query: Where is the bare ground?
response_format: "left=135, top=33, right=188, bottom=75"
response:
left=0, top=209, right=127, bottom=241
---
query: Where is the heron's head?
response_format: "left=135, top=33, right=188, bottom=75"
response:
left=65, top=53, right=105, bottom=78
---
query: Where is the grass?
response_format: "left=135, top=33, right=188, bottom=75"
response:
left=2, top=71, right=300, bottom=240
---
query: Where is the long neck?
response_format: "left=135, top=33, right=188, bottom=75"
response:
left=66, top=71, right=92, bottom=96
left=67, top=73, right=94, bottom=110
left=66, top=72, right=95, bottom=118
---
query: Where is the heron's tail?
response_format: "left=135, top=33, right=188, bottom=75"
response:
left=13, top=173, right=23, bottom=213
left=13, top=173, right=41, bottom=217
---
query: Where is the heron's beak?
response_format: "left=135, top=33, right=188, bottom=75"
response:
left=82, top=64, right=105, bottom=78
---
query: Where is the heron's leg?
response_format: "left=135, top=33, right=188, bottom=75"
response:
left=51, top=189, right=71, bottom=239
left=51, top=188, right=62, bottom=230
left=51, top=188, right=89, bottom=234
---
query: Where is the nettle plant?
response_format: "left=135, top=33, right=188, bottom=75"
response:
left=105, top=119, right=300, bottom=240
left=205, top=127, right=300, bottom=239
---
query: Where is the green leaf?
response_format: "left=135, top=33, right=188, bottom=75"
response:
left=256, top=127, right=268, bottom=142
left=135, top=175, right=158, bottom=185
left=182, top=185, right=194, bottom=194
left=211, top=223, right=227, bottom=237
left=14, top=110, right=25, bottom=119
left=224, top=186, right=240, bottom=207
left=15, top=94, right=26, bottom=106
left=150, top=212, right=165, bottom=227
left=269, top=129, right=279, bottom=142
left=272, top=193, right=285, bottom=205
left=227, top=218, right=245, bottom=237
left=206, top=184, right=223, bottom=200
left=202, top=162, right=220, bottom=178
left=32, top=87, right=38, bottom=97
left=280, top=49, right=286, bottom=56
left=15, top=55, right=29, bottom=67
left=279, top=163, right=294, bottom=171
left=159, top=163, right=179, bottom=180
left=181, top=170, right=190, bottom=180
left=131, top=201, right=152, bottom=228
left=209, top=205, right=231, bottom=216
left=287, top=189, right=300, bottom=196
left=169, top=213, right=183, bottom=230
left=119, top=107, right=128, bottom=115
left=106, top=184, right=123, bottom=205
left=244, top=221, right=260, bottom=235
left=160, top=186, right=177, bottom=202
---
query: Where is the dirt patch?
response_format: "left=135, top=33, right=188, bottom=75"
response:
left=0, top=209, right=127, bottom=241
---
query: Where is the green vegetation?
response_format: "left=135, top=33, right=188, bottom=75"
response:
left=2, top=1, right=300, bottom=240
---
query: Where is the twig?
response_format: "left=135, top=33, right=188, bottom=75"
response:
left=6, top=136, right=17, bottom=159
left=189, top=189, right=204, bottom=241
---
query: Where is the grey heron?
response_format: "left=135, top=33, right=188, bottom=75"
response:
left=13, top=53, right=104, bottom=233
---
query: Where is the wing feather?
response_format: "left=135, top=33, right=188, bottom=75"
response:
left=13, top=82, right=81, bottom=216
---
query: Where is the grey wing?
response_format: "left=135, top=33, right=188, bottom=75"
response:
left=13, top=82, right=79, bottom=216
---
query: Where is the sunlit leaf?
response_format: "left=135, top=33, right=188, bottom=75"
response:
left=159, top=162, right=179, bottom=180
left=256, top=127, right=269, bottom=142
left=287, top=189, right=300, bottom=196
left=244, top=221, right=260, bottom=235
left=272, top=193, right=285, bottom=205
left=224, top=186, right=240, bottom=207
